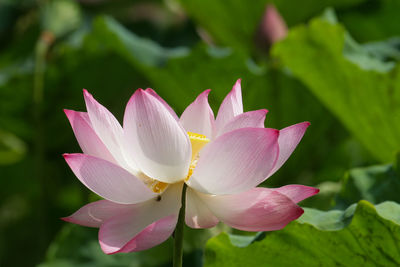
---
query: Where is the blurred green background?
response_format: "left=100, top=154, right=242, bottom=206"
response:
left=1, top=0, right=400, bottom=266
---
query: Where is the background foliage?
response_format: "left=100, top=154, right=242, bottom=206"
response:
left=1, top=0, right=400, bottom=266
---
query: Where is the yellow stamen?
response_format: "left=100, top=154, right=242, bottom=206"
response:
left=186, top=132, right=210, bottom=181
left=185, top=158, right=197, bottom=182
left=188, top=132, right=210, bottom=161
left=135, top=132, right=210, bottom=192
left=137, top=172, right=169, bottom=194
left=150, top=181, right=169, bottom=194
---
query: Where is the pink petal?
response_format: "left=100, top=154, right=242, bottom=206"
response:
left=115, top=215, right=177, bottom=253
left=83, top=90, right=134, bottom=171
left=215, top=109, right=267, bottom=138
left=62, top=200, right=134, bottom=228
left=187, top=128, right=279, bottom=195
left=63, top=153, right=156, bottom=204
left=123, top=89, right=191, bottom=183
left=268, top=122, right=310, bottom=177
left=214, top=79, right=243, bottom=136
left=199, top=187, right=303, bottom=231
left=185, top=187, right=219, bottom=229
left=64, top=110, right=116, bottom=164
left=180, top=89, right=215, bottom=138
left=273, top=185, right=319, bottom=203
left=144, top=88, right=179, bottom=121
left=99, top=184, right=182, bottom=254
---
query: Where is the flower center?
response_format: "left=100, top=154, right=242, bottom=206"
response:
left=137, top=172, right=169, bottom=194
left=185, top=132, right=210, bottom=181
left=138, top=132, right=209, bottom=194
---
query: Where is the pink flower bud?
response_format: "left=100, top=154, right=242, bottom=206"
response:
left=261, top=4, right=288, bottom=44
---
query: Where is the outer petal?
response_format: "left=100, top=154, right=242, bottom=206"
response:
left=144, top=88, right=179, bottom=121
left=63, top=153, right=156, bottom=204
left=62, top=200, right=134, bottom=228
left=215, top=109, right=267, bottom=138
left=99, top=184, right=182, bottom=254
left=123, top=89, right=191, bottom=183
left=273, top=185, right=319, bottom=203
left=268, top=122, right=310, bottom=177
left=214, top=79, right=243, bottom=136
left=185, top=187, right=219, bottom=229
left=83, top=90, right=134, bottom=171
left=180, top=89, right=215, bottom=138
left=187, top=128, right=279, bottom=195
left=198, top=187, right=304, bottom=231
left=64, top=109, right=116, bottom=164
left=115, top=215, right=177, bottom=253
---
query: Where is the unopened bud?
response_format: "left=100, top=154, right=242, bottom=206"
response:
left=261, top=4, right=288, bottom=45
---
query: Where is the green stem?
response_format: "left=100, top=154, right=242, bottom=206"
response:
left=173, top=183, right=187, bottom=267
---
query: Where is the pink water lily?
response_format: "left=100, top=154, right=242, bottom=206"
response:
left=62, top=79, right=318, bottom=254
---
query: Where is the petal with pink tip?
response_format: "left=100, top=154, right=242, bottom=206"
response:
left=62, top=200, right=134, bottom=228
left=64, top=110, right=116, bottom=164
left=64, top=153, right=156, bottom=204
left=268, top=122, right=310, bottom=177
left=215, top=79, right=243, bottom=136
left=180, top=89, right=215, bottom=138
left=145, top=88, right=179, bottom=121
left=216, top=109, right=267, bottom=138
left=124, top=89, right=191, bottom=183
left=273, top=185, right=319, bottom=203
left=83, top=90, right=134, bottom=170
left=199, top=187, right=303, bottom=231
left=99, top=184, right=182, bottom=254
left=187, top=128, right=279, bottom=195
left=185, top=187, right=219, bottom=229
left=115, top=215, right=177, bottom=253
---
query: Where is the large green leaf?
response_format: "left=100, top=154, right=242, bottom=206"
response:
left=272, top=16, right=400, bottom=162
left=205, top=201, right=400, bottom=266
left=176, top=0, right=364, bottom=55
left=39, top=224, right=212, bottom=267
left=274, top=0, right=365, bottom=26
left=85, top=16, right=188, bottom=68
left=339, top=0, right=400, bottom=42
left=302, top=158, right=400, bottom=211
left=336, top=163, right=400, bottom=208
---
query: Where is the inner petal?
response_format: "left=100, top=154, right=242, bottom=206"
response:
left=136, top=132, right=210, bottom=191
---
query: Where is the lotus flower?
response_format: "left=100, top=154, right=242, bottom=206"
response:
left=62, top=79, right=318, bottom=254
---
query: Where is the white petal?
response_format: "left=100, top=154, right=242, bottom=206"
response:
left=123, top=89, right=191, bottom=183
left=268, top=122, right=310, bottom=177
left=180, top=89, right=215, bottom=138
left=187, top=128, right=279, bottom=195
left=185, top=187, right=219, bottom=228
left=214, top=79, right=243, bottom=137
left=216, top=109, right=267, bottom=138
left=198, top=187, right=303, bottom=231
left=62, top=200, right=134, bottom=228
left=99, top=184, right=182, bottom=254
left=64, top=153, right=156, bottom=204
left=83, top=90, right=135, bottom=171
left=144, top=88, right=179, bottom=121
left=64, top=109, right=116, bottom=164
